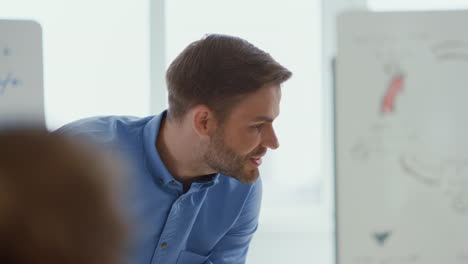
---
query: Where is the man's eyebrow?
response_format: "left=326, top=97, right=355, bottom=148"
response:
left=252, top=116, right=274, bottom=123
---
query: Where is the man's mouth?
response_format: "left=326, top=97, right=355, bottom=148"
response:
left=248, top=148, right=267, bottom=167
left=249, top=157, right=263, bottom=167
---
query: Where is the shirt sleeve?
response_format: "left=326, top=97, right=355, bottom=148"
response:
left=207, top=178, right=263, bottom=264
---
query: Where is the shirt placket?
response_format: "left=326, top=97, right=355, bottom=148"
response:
left=151, top=192, right=184, bottom=264
left=151, top=178, right=216, bottom=264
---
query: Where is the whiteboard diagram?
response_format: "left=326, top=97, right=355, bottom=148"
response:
left=0, top=20, right=44, bottom=125
left=336, top=11, right=468, bottom=264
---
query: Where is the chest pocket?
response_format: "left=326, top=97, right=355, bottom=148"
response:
left=176, top=250, right=212, bottom=264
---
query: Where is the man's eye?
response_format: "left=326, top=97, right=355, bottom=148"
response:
left=251, top=124, right=263, bottom=130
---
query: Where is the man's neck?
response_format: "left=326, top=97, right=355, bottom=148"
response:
left=155, top=117, right=215, bottom=187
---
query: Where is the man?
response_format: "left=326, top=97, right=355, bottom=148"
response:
left=58, top=34, right=292, bottom=264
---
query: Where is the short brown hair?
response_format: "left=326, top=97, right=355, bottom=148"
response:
left=166, top=34, right=292, bottom=121
left=0, top=129, right=127, bottom=264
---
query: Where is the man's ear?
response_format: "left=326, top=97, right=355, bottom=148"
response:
left=191, top=105, right=217, bottom=137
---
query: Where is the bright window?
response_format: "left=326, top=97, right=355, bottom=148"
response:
left=0, top=0, right=150, bottom=130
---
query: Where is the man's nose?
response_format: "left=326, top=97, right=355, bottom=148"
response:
left=262, top=126, right=279, bottom=150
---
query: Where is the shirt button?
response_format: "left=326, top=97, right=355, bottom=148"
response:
left=170, top=180, right=176, bottom=185
left=161, top=242, right=168, bottom=249
left=159, top=179, right=164, bottom=184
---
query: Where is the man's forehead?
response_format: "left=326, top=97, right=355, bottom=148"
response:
left=229, top=108, right=279, bottom=123
left=226, top=85, right=281, bottom=120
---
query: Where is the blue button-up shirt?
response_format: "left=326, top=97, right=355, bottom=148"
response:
left=57, top=111, right=262, bottom=264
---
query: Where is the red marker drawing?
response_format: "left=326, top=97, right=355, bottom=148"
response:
left=382, top=74, right=404, bottom=113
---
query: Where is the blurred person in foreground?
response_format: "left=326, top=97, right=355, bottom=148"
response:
left=58, top=34, right=292, bottom=264
left=0, top=128, right=127, bottom=264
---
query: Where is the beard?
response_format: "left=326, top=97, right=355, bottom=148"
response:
left=203, top=129, right=266, bottom=184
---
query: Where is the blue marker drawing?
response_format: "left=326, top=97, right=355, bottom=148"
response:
left=0, top=73, right=21, bottom=95
left=373, top=231, right=392, bottom=246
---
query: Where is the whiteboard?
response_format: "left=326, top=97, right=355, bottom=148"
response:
left=0, top=20, right=44, bottom=126
left=336, top=10, right=468, bottom=264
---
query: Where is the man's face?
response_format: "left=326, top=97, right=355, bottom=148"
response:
left=203, top=84, right=281, bottom=184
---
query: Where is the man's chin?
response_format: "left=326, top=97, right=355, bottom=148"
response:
left=234, top=169, right=260, bottom=184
